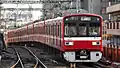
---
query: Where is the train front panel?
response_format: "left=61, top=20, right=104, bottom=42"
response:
left=62, top=14, right=103, bottom=62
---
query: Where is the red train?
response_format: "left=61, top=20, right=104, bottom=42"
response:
left=6, top=13, right=103, bottom=62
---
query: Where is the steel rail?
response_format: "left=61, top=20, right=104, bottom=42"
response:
left=23, top=46, right=47, bottom=68
left=34, top=58, right=39, bottom=68
left=11, top=59, right=20, bottom=68
left=11, top=47, right=24, bottom=68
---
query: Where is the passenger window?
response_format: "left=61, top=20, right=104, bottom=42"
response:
left=57, top=25, right=59, bottom=36
left=49, top=25, right=51, bottom=35
left=49, top=25, right=50, bottom=35
left=47, top=25, right=48, bottom=35
left=54, top=25, right=56, bottom=36
left=60, top=23, right=61, bottom=38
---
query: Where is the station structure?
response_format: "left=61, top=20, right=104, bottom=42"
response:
left=103, top=2, right=120, bottom=62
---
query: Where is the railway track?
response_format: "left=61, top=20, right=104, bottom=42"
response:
left=6, top=46, right=70, bottom=68
left=11, top=47, right=24, bottom=68
left=23, top=46, right=47, bottom=68
left=92, top=62, right=112, bottom=68
left=10, top=46, right=47, bottom=68
left=81, top=59, right=114, bottom=68
left=26, top=46, right=70, bottom=68
left=2, top=46, right=114, bottom=68
left=29, top=46, right=94, bottom=68
left=27, top=46, right=112, bottom=68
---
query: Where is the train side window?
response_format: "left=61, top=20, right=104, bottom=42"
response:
left=54, top=24, right=56, bottom=36
left=52, top=24, right=53, bottom=44
left=53, top=23, right=55, bottom=36
left=49, top=25, right=50, bottom=35
left=44, top=26, right=46, bottom=34
left=47, top=25, right=49, bottom=35
left=29, top=28, right=32, bottom=34
left=60, top=23, right=61, bottom=46
left=30, top=28, right=32, bottom=34
left=55, top=24, right=57, bottom=36
left=27, top=28, right=29, bottom=35
left=50, top=25, right=52, bottom=35
left=60, top=23, right=61, bottom=38
left=51, top=25, right=53, bottom=35
left=56, top=24, right=58, bottom=36
left=41, top=25, right=43, bottom=34
left=58, top=25, right=59, bottom=36
left=46, top=26, right=47, bottom=35
left=47, top=25, right=48, bottom=35
left=53, top=24, right=54, bottom=35
left=38, top=26, right=40, bottom=34
left=45, top=26, right=47, bottom=35
left=39, top=27, right=41, bottom=34
left=53, top=24, right=55, bottom=36
left=49, top=25, right=51, bottom=35
left=28, top=28, right=30, bottom=35
left=33, top=27, right=36, bottom=34
left=34, top=27, right=36, bottom=34
left=52, top=25, right=53, bottom=35
left=47, top=26, right=49, bottom=35
left=29, top=28, right=31, bottom=34
left=52, top=24, right=53, bottom=45
left=51, top=25, right=52, bottom=35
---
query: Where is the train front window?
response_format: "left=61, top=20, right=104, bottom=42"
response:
left=65, top=24, right=77, bottom=37
left=78, top=23, right=87, bottom=36
left=89, top=23, right=100, bottom=36
left=64, top=16, right=101, bottom=37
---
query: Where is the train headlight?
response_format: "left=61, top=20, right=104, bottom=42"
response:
left=92, top=42, right=100, bottom=46
left=65, top=41, right=74, bottom=46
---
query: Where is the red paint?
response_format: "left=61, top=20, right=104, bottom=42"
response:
left=63, top=40, right=102, bottom=51
left=62, top=14, right=103, bottom=52
left=6, top=14, right=103, bottom=55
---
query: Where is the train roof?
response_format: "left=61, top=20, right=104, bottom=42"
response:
left=6, top=13, right=102, bottom=33
left=45, top=17, right=63, bottom=22
left=63, top=13, right=102, bottom=17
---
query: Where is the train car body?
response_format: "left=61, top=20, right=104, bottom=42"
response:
left=6, top=13, right=103, bottom=62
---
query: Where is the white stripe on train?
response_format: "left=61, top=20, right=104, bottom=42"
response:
left=64, top=37, right=101, bottom=41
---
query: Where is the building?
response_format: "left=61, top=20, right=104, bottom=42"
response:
left=105, top=2, right=120, bottom=45
left=102, top=20, right=112, bottom=46
left=84, top=0, right=101, bottom=14
left=101, top=0, right=109, bottom=20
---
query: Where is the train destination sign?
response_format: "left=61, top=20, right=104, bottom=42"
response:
left=81, top=17, right=91, bottom=21
left=65, top=16, right=100, bottom=23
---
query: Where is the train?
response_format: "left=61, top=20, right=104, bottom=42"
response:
left=6, top=13, right=103, bottom=62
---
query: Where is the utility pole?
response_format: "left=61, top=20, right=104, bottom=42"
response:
left=76, top=0, right=81, bottom=13
left=0, top=2, right=2, bottom=32
left=108, top=1, right=111, bottom=20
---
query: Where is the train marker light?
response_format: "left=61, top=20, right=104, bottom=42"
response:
left=92, top=42, right=100, bottom=46
left=65, top=41, right=74, bottom=46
